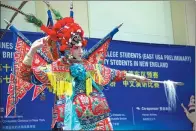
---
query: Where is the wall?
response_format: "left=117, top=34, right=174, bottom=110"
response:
left=34, top=1, right=90, bottom=37
left=0, top=1, right=90, bottom=37
left=170, top=1, right=195, bottom=46
left=0, top=1, right=37, bottom=32
left=0, top=1, right=195, bottom=46
left=185, top=1, right=195, bottom=46
left=87, top=1, right=174, bottom=44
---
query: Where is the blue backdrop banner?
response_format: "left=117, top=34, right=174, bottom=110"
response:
left=0, top=30, right=195, bottom=130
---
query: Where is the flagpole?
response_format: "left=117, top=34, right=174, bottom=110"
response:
left=70, top=0, right=73, bottom=18
left=4, top=19, right=17, bottom=117
left=83, top=23, right=123, bottom=59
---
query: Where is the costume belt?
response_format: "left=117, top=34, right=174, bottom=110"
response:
left=79, top=113, right=110, bottom=126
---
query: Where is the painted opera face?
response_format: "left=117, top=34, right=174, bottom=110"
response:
left=69, top=33, right=84, bottom=60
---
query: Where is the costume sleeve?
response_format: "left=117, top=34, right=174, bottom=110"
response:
left=17, top=62, right=50, bottom=85
left=32, top=65, right=51, bottom=85
left=92, top=64, right=126, bottom=86
left=17, top=62, right=33, bottom=82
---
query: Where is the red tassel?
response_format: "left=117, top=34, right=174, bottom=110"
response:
left=60, top=44, right=67, bottom=51
left=54, top=23, right=62, bottom=31
left=40, top=25, right=50, bottom=34
left=82, top=39, right=87, bottom=47
left=61, top=28, right=68, bottom=33
left=40, top=25, right=57, bottom=38
left=61, top=39, right=67, bottom=46
left=80, top=29, right=84, bottom=37
left=41, top=17, right=87, bottom=47
left=49, top=30, right=56, bottom=36
left=50, top=35, right=58, bottom=41
left=63, top=31, right=71, bottom=40
left=73, top=25, right=80, bottom=32
left=66, top=23, right=72, bottom=29
left=57, top=33, right=64, bottom=38
left=63, top=17, right=74, bottom=24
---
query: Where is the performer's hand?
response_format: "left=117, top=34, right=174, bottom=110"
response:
left=30, top=36, right=48, bottom=53
left=125, top=73, right=151, bottom=82
left=23, top=36, right=49, bottom=65
left=136, top=76, right=151, bottom=83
